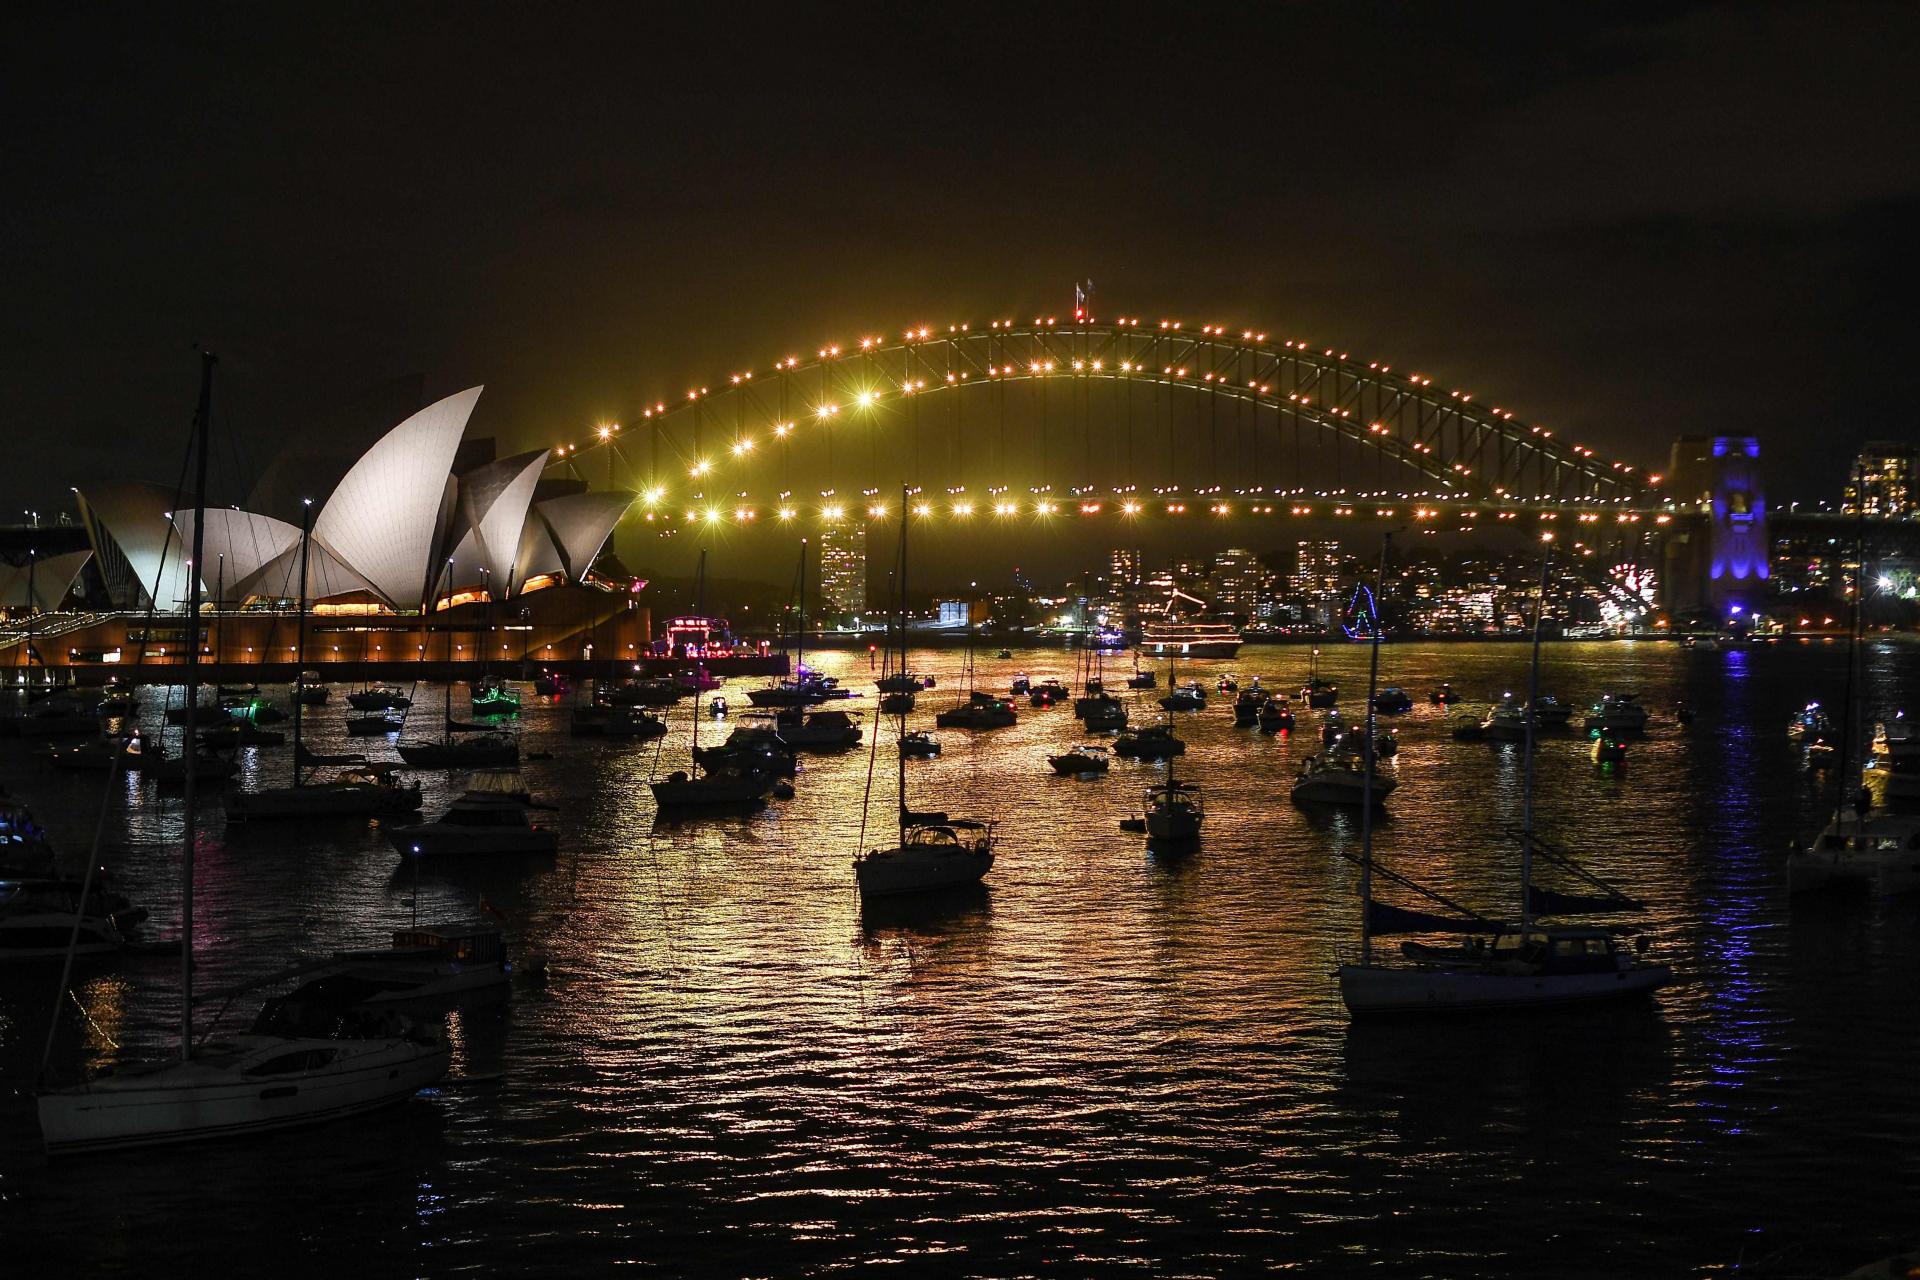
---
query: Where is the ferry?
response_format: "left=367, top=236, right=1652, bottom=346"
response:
left=1139, top=618, right=1243, bottom=659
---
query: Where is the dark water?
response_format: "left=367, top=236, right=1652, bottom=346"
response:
left=3, top=640, right=1918, bottom=1276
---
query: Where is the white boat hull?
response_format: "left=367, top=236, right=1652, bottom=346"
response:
left=1290, top=772, right=1397, bottom=807
left=37, top=1035, right=449, bottom=1155
left=1338, top=962, right=1671, bottom=1014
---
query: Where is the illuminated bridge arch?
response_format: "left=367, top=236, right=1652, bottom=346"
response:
left=557, top=317, right=1661, bottom=519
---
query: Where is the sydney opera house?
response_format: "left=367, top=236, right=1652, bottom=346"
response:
left=2, top=387, right=654, bottom=674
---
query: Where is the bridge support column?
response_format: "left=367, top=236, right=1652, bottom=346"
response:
left=1662, top=436, right=1768, bottom=623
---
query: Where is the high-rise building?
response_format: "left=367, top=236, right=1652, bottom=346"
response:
left=818, top=521, right=867, bottom=616
left=1291, top=540, right=1342, bottom=600
left=1109, top=547, right=1143, bottom=588
left=1843, top=442, right=1916, bottom=516
left=1209, top=548, right=1264, bottom=617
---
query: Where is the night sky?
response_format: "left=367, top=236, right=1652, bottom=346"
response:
left=6, top=3, right=1917, bottom=531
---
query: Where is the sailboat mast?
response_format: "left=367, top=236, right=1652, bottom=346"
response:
left=796, top=539, right=808, bottom=679
left=897, top=489, right=908, bottom=847
left=291, top=498, right=312, bottom=786
left=1359, top=534, right=1389, bottom=967
left=1520, top=540, right=1552, bottom=935
left=181, top=348, right=215, bottom=1061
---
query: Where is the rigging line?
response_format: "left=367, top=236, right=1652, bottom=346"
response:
left=38, top=739, right=130, bottom=1076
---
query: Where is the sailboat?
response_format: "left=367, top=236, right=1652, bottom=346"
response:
left=1293, top=582, right=1398, bottom=807
left=37, top=353, right=449, bottom=1154
left=1143, top=754, right=1203, bottom=842
left=856, top=493, right=995, bottom=898
left=468, top=569, right=520, bottom=715
left=650, top=551, right=778, bottom=812
left=1157, top=642, right=1205, bottom=712
left=398, top=560, right=517, bottom=768
left=1335, top=536, right=1673, bottom=1015
left=748, top=542, right=832, bottom=708
left=933, top=606, right=1017, bottom=729
left=227, top=502, right=422, bottom=822
left=1301, top=647, right=1338, bottom=708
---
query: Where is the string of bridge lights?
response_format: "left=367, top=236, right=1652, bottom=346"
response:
left=545, top=313, right=1664, bottom=529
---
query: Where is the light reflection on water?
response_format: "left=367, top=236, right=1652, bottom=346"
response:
left=1, top=639, right=1917, bottom=1274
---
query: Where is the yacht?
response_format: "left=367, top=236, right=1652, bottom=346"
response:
left=1080, top=695, right=1128, bottom=732
left=650, top=757, right=776, bottom=810
left=1125, top=667, right=1157, bottom=690
left=1788, top=806, right=1920, bottom=895
left=1112, top=724, right=1185, bottom=760
left=227, top=765, right=420, bottom=823
left=900, top=731, right=941, bottom=758
left=1008, top=674, right=1032, bottom=697
left=1530, top=695, right=1574, bottom=728
left=1048, top=744, right=1110, bottom=776
left=934, top=692, right=1018, bottom=730
left=291, top=927, right=512, bottom=1016
left=1232, top=687, right=1268, bottom=726
left=396, top=731, right=518, bottom=768
left=1159, top=681, right=1207, bottom=712
left=1483, top=694, right=1533, bottom=742
left=1291, top=752, right=1397, bottom=806
left=694, top=724, right=797, bottom=777
left=1371, top=686, right=1414, bottom=715
left=469, top=676, right=519, bottom=715
left=388, top=786, right=558, bottom=857
left=1872, top=713, right=1916, bottom=767
left=346, top=685, right=411, bottom=711
left=144, top=753, right=238, bottom=786
left=1, top=878, right=138, bottom=961
left=1582, top=693, right=1650, bottom=733
left=293, top=672, right=330, bottom=706
left=770, top=707, right=862, bottom=750
left=569, top=703, right=667, bottom=738
left=1429, top=683, right=1460, bottom=706
left=1028, top=678, right=1070, bottom=708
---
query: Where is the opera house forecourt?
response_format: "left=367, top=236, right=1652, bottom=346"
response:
left=1, top=388, right=660, bottom=678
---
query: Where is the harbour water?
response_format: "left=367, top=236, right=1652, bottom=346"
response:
left=3, top=639, right=1917, bottom=1275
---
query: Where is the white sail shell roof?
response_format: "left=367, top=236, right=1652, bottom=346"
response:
left=0, top=550, right=94, bottom=610
left=444, top=448, right=547, bottom=596
left=74, top=482, right=196, bottom=610
left=168, top=508, right=303, bottom=602
left=531, top=491, right=635, bottom=580
left=313, top=386, right=481, bottom=608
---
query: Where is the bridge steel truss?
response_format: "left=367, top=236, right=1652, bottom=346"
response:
left=589, top=322, right=1661, bottom=511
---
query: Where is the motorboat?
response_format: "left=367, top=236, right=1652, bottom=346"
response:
left=1048, top=744, right=1110, bottom=776
left=1582, top=693, right=1649, bottom=733
left=1788, top=805, right=1920, bottom=895
left=710, top=696, right=729, bottom=718
left=1144, top=779, right=1202, bottom=840
left=1789, top=701, right=1837, bottom=746
left=1871, top=713, right=1917, bottom=767
left=673, top=667, right=723, bottom=694
left=469, top=678, right=519, bottom=715
left=1, top=794, right=59, bottom=876
left=1449, top=708, right=1488, bottom=740
left=346, top=685, right=412, bottom=712
left=196, top=720, right=285, bottom=749
left=1125, top=668, right=1157, bottom=690
left=694, top=724, right=797, bottom=777
left=1158, top=681, right=1207, bottom=712
left=346, top=710, right=406, bottom=736
left=37, top=989, right=448, bottom=1154
left=48, top=731, right=152, bottom=773
left=746, top=675, right=835, bottom=709
left=226, top=765, right=421, bottom=823
left=995, top=648, right=1014, bottom=660
left=1372, top=686, right=1414, bottom=714
left=532, top=669, right=570, bottom=697
left=771, top=707, right=863, bottom=750
left=570, top=703, right=667, bottom=739
left=900, top=731, right=941, bottom=758
left=1075, top=688, right=1125, bottom=720
left=1232, top=687, right=1269, bottom=726
left=1009, top=674, right=1032, bottom=696
left=1590, top=731, right=1627, bottom=766
left=388, top=787, right=558, bottom=857
left=289, top=927, right=513, bottom=1016
left=602, top=678, right=681, bottom=707
left=879, top=690, right=916, bottom=715
left=1302, top=676, right=1338, bottom=709
left=854, top=818, right=995, bottom=898
left=1320, top=709, right=1348, bottom=747
left=396, top=732, right=518, bottom=769
left=1080, top=696, right=1128, bottom=732
left=1217, top=675, right=1238, bottom=694
left=649, top=760, right=775, bottom=810
left=1028, top=678, right=1069, bottom=707
left=1112, top=724, right=1185, bottom=760
left=876, top=671, right=927, bottom=695
left=1290, top=753, right=1396, bottom=807
left=293, top=672, right=330, bottom=706
left=1530, top=696, right=1575, bottom=728
left=1429, top=683, right=1460, bottom=706
left=934, top=693, right=1018, bottom=730
left=1, top=878, right=140, bottom=961
left=1258, top=698, right=1295, bottom=734
left=1483, top=694, right=1533, bottom=742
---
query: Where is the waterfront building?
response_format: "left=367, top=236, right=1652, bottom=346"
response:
left=1207, top=547, right=1265, bottom=619
left=1843, top=441, right=1916, bottom=517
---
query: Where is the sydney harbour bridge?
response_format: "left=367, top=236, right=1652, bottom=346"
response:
left=546, top=310, right=1876, bottom=617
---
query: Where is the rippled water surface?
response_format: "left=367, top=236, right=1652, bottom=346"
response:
left=3, top=640, right=1918, bottom=1276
